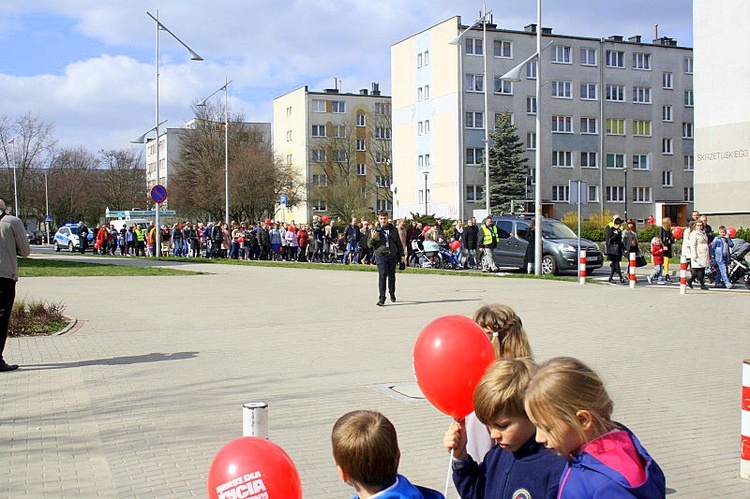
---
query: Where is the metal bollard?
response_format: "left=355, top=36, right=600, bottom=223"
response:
left=742, top=360, right=750, bottom=479
left=629, top=252, right=636, bottom=289
left=579, top=250, right=586, bottom=285
left=679, top=256, right=687, bottom=295
left=242, top=402, right=269, bottom=438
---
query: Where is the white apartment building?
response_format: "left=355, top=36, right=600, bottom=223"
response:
left=694, top=0, right=750, bottom=227
left=392, top=16, right=694, bottom=225
left=272, top=85, right=393, bottom=223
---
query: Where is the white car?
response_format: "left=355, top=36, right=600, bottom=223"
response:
left=53, top=224, right=88, bottom=252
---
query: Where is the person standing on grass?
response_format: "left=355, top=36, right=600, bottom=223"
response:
left=0, top=199, right=31, bottom=372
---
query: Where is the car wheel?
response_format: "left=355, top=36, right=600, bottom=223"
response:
left=541, top=254, right=558, bottom=275
left=54, top=242, right=61, bottom=252
left=68, top=242, right=75, bottom=252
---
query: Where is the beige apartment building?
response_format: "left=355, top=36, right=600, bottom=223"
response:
left=694, top=0, right=750, bottom=227
left=272, top=85, right=393, bottom=223
left=392, top=16, right=695, bottom=225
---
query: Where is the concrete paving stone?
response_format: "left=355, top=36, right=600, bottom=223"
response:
left=3, top=257, right=750, bottom=496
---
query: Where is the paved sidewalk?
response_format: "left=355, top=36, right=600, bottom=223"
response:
left=2, top=256, right=750, bottom=497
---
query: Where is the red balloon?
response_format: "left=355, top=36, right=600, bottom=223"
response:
left=208, top=437, right=302, bottom=499
left=422, top=225, right=431, bottom=234
left=672, top=227, right=683, bottom=240
left=237, top=237, right=244, bottom=244
left=449, top=240, right=461, bottom=251
left=322, top=215, right=330, bottom=223
left=265, top=218, right=272, bottom=225
left=413, top=315, right=495, bottom=419
left=727, top=226, right=737, bottom=238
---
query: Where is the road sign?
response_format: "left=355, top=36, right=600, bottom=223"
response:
left=279, top=194, right=287, bottom=206
left=151, top=185, right=168, bottom=204
left=44, top=214, right=53, bottom=222
left=568, top=180, right=589, bottom=205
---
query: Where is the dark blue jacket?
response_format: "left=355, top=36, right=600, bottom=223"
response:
left=453, top=437, right=565, bottom=498
left=558, top=426, right=665, bottom=498
left=352, top=474, right=443, bottom=499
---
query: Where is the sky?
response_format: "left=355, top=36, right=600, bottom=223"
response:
left=0, top=0, right=693, bottom=153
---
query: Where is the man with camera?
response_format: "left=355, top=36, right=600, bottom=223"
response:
left=368, top=211, right=405, bottom=306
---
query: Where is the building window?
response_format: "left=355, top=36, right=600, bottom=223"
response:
left=684, top=57, right=694, bottom=74
left=684, top=187, right=694, bottom=202
left=286, top=130, right=292, bottom=141
left=357, top=114, right=365, bottom=127
left=605, top=118, right=626, bottom=135
left=606, top=186, right=625, bottom=202
left=286, top=154, right=292, bottom=165
left=417, top=87, right=424, bottom=101
left=632, top=120, right=652, bottom=137
left=417, top=52, right=423, bottom=68
left=606, top=153, right=625, bottom=169
left=632, top=86, right=651, bottom=104
left=466, top=74, right=484, bottom=92
left=526, top=60, right=537, bottom=79
left=632, top=154, right=650, bottom=170
left=418, top=155, right=424, bottom=169
left=552, top=150, right=573, bottom=167
left=375, top=175, right=391, bottom=188
left=551, top=81, right=572, bottom=98
left=662, top=72, right=673, bottom=89
left=580, top=152, right=598, bottom=168
left=376, top=199, right=393, bottom=212
left=357, top=163, right=366, bottom=176
left=552, top=115, right=573, bottom=133
left=356, top=139, right=366, bottom=151
left=632, top=53, right=651, bottom=70
left=588, top=185, right=599, bottom=202
left=552, top=185, right=570, bottom=201
left=580, top=48, right=597, bottom=66
left=526, top=132, right=536, bottom=150
left=312, top=174, right=328, bottom=186
left=605, top=50, right=625, bottom=68
left=466, top=148, right=484, bottom=165
left=311, top=200, right=327, bottom=212
left=605, top=84, right=625, bottom=102
left=312, top=99, right=326, bottom=113
left=424, top=50, right=430, bottom=65
left=374, top=102, right=391, bottom=115
left=312, top=149, right=327, bottom=163
left=333, top=125, right=346, bottom=138
left=684, top=90, right=694, bottom=107
left=494, top=77, right=513, bottom=94
left=375, top=151, right=389, bottom=164
left=466, top=38, right=483, bottom=55
left=632, top=187, right=651, bottom=203
left=684, top=155, right=694, bottom=171
left=466, top=185, right=484, bottom=203
left=331, top=101, right=346, bottom=113
left=662, top=105, right=673, bottom=122
left=580, top=117, right=598, bottom=135
left=424, top=154, right=431, bottom=168
left=682, top=122, right=694, bottom=139
left=376, top=127, right=391, bottom=140
left=580, top=83, right=597, bottom=100
left=424, top=120, right=430, bottom=134
left=311, top=125, right=326, bottom=137
left=662, top=138, right=673, bottom=155
left=424, top=85, right=430, bottom=99
left=465, top=111, right=484, bottom=129
left=662, top=171, right=673, bottom=187
left=526, top=97, right=537, bottom=115
left=494, top=40, right=512, bottom=58
left=333, top=150, right=348, bottom=162
left=551, top=45, right=572, bottom=63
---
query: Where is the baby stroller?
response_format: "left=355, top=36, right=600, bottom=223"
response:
left=437, top=237, right=461, bottom=269
left=412, top=239, right=442, bottom=268
left=727, top=238, right=750, bottom=289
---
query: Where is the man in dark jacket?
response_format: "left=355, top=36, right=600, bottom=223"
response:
left=343, top=217, right=360, bottom=264
left=461, top=217, right=479, bottom=269
left=368, top=211, right=405, bottom=306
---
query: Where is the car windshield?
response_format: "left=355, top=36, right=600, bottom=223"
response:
left=541, top=220, right=577, bottom=239
left=68, top=227, right=79, bottom=235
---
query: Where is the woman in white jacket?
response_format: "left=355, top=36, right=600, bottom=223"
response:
left=689, top=220, right=710, bottom=290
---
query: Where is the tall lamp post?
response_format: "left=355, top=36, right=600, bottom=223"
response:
left=143, top=11, right=203, bottom=255
left=500, top=0, right=546, bottom=275
left=450, top=6, right=492, bottom=216
left=198, top=78, right=232, bottom=227
left=423, top=171, right=429, bottom=214
left=623, top=165, right=628, bottom=221
left=2, top=137, right=20, bottom=217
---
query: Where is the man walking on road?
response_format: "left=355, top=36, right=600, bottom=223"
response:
left=0, top=199, right=31, bottom=371
left=479, top=216, right=499, bottom=272
left=369, top=211, right=405, bottom=306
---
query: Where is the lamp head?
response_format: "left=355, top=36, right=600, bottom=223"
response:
left=500, top=66, right=524, bottom=83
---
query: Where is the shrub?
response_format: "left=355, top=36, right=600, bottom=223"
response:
left=9, top=298, right=68, bottom=337
left=735, top=227, right=750, bottom=241
left=637, top=225, right=660, bottom=243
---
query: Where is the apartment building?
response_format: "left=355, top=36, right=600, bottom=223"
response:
left=391, top=16, right=694, bottom=225
left=272, top=85, right=393, bottom=223
left=694, top=0, right=750, bottom=227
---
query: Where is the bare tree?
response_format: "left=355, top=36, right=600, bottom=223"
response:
left=99, top=148, right=148, bottom=211
left=48, top=147, right=101, bottom=224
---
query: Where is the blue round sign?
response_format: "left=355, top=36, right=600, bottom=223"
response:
left=151, top=184, right=168, bottom=204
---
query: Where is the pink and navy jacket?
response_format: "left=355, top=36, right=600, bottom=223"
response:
left=558, top=425, right=665, bottom=498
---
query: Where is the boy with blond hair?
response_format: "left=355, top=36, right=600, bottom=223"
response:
left=443, top=358, right=565, bottom=498
left=332, top=410, right=443, bottom=498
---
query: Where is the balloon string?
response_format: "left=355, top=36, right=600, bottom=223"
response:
left=444, top=448, right=453, bottom=498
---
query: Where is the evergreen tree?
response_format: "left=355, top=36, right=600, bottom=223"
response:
left=487, top=111, right=528, bottom=213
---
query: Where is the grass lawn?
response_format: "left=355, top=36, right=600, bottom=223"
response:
left=19, top=258, right=204, bottom=277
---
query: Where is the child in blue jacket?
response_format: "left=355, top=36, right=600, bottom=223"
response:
left=524, top=357, right=665, bottom=498
left=711, top=226, right=734, bottom=288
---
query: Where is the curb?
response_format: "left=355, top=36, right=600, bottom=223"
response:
left=53, top=317, right=78, bottom=336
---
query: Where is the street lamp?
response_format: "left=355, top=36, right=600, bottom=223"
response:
left=423, top=171, right=429, bottom=214
left=2, top=137, right=20, bottom=217
left=500, top=0, right=545, bottom=275
left=144, top=11, right=203, bottom=255
left=450, top=6, right=492, bottom=217
left=623, top=165, right=628, bottom=221
left=198, top=78, right=232, bottom=227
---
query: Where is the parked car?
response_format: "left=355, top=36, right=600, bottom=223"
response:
left=26, top=230, right=45, bottom=245
left=53, top=224, right=93, bottom=252
left=491, top=215, right=603, bottom=275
